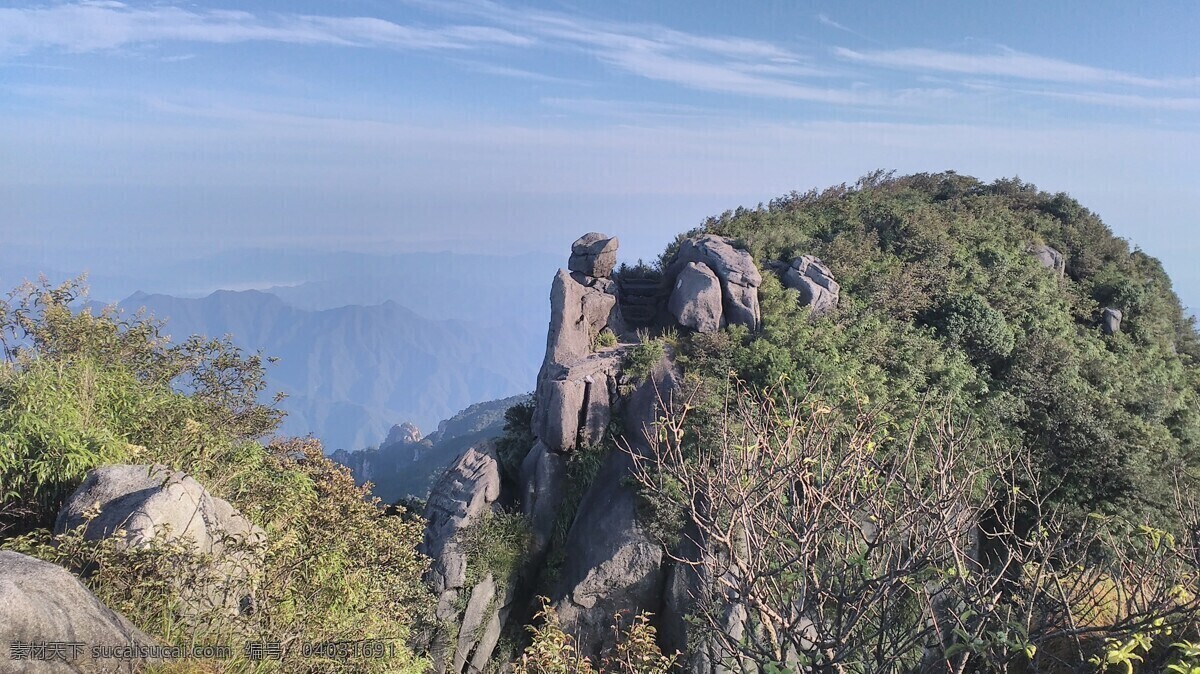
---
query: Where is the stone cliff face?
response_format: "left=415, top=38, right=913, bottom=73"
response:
left=421, top=231, right=771, bottom=670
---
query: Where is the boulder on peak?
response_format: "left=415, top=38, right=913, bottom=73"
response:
left=668, top=234, right=762, bottom=330
left=669, top=261, right=723, bottom=333
left=783, top=254, right=840, bottom=318
left=385, top=422, right=422, bottom=446
left=569, top=233, right=620, bottom=279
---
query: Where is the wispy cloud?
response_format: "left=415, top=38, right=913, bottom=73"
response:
left=815, top=14, right=879, bottom=44
left=0, top=3, right=530, bottom=56
left=834, top=45, right=1199, bottom=89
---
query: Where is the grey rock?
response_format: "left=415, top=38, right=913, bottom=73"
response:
left=422, top=444, right=512, bottom=674
left=55, top=464, right=264, bottom=619
left=534, top=349, right=623, bottom=453
left=568, top=233, right=620, bottom=279
left=670, top=235, right=762, bottom=330
left=0, top=550, right=159, bottom=673
left=520, top=440, right=566, bottom=562
left=542, top=269, right=617, bottom=373
left=1102, top=307, right=1123, bottom=335
left=452, top=573, right=497, bottom=674
left=782, top=255, right=840, bottom=317
left=1029, top=244, right=1066, bottom=278
left=422, top=445, right=502, bottom=604
left=553, top=352, right=679, bottom=657
left=669, top=261, right=724, bottom=333
left=55, top=464, right=262, bottom=556
left=384, top=422, right=422, bottom=446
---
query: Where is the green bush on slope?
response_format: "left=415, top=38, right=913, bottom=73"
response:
left=0, top=277, right=431, bottom=673
left=681, top=171, right=1200, bottom=523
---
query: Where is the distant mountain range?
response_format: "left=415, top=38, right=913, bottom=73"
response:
left=6, top=247, right=560, bottom=450
left=333, top=393, right=530, bottom=503
left=119, top=286, right=544, bottom=451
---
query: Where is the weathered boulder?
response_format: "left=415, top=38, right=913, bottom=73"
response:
left=568, top=233, right=620, bottom=279
left=670, top=235, right=761, bottom=330
left=1029, top=244, right=1066, bottom=278
left=553, top=352, right=679, bottom=657
left=55, top=464, right=263, bottom=557
left=384, top=421, right=422, bottom=446
left=782, top=255, right=840, bottom=317
left=0, top=550, right=160, bottom=672
left=534, top=349, right=623, bottom=453
left=542, top=269, right=618, bottom=373
left=422, top=444, right=512, bottom=674
left=520, top=440, right=567, bottom=561
left=669, top=261, right=723, bottom=333
left=1102, top=307, right=1123, bottom=335
left=55, top=464, right=264, bottom=618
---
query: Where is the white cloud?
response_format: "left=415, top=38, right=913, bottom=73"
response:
left=0, top=3, right=530, bottom=55
left=834, top=46, right=1199, bottom=89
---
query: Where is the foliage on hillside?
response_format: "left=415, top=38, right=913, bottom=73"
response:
left=0, top=277, right=431, bottom=672
left=676, top=171, right=1200, bottom=524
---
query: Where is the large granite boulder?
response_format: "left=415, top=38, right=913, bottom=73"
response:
left=421, top=444, right=512, bottom=674
left=1102, top=307, right=1123, bottom=335
left=0, top=550, right=160, bottom=672
left=1029, top=244, right=1066, bottom=278
left=669, top=261, right=723, bottom=333
left=670, top=235, right=761, bottom=330
left=782, top=255, right=840, bottom=317
left=55, top=464, right=262, bottom=557
left=542, top=269, right=618, bottom=373
left=384, top=422, right=422, bottom=446
left=520, top=440, right=567, bottom=562
left=55, top=464, right=264, bottom=618
left=553, top=352, right=679, bottom=657
left=534, top=349, right=623, bottom=453
left=568, top=233, right=620, bottom=279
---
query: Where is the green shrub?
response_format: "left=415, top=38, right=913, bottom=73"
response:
left=461, top=509, right=532, bottom=586
left=624, top=340, right=664, bottom=383
left=593, top=328, right=618, bottom=350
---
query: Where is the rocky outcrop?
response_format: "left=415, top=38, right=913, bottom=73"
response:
left=541, top=269, right=619, bottom=373
left=668, top=235, right=762, bottom=331
left=569, top=233, right=620, bottom=279
left=520, top=440, right=566, bottom=562
left=552, top=352, right=679, bottom=657
left=669, top=261, right=723, bottom=333
left=385, top=421, right=422, bottom=446
left=0, top=550, right=160, bottom=673
left=534, top=349, right=623, bottom=453
left=1029, top=244, right=1066, bottom=278
left=1102, top=307, right=1123, bottom=335
left=421, top=444, right=513, bottom=674
left=54, top=464, right=264, bottom=618
left=55, top=464, right=263, bottom=557
left=782, top=255, right=840, bottom=317
left=533, top=235, right=626, bottom=455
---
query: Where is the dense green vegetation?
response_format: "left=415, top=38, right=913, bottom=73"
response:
left=676, top=170, right=1199, bottom=525
left=0, top=278, right=431, bottom=673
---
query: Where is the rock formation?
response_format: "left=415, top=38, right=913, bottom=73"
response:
left=56, top=464, right=263, bottom=557
left=552, top=351, right=679, bottom=657
left=55, top=464, right=264, bottom=617
left=569, top=233, right=620, bottom=279
left=782, top=255, right=840, bottom=317
left=1029, top=244, right=1066, bottom=278
left=669, top=261, right=723, bottom=333
left=667, top=235, right=762, bottom=330
left=1102, top=307, right=1123, bottom=335
left=0, top=550, right=161, bottom=672
left=421, top=444, right=512, bottom=674
left=385, top=421, right=423, bottom=446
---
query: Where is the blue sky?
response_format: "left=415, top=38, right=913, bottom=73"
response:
left=2, top=1, right=1198, bottom=306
